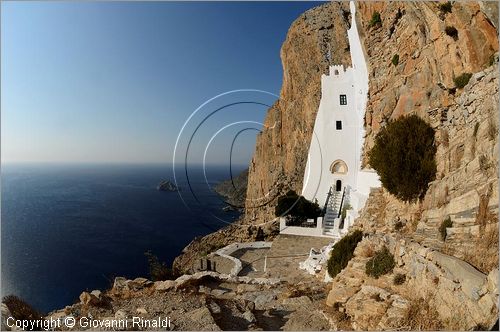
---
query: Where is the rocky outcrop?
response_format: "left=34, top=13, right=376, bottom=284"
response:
left=214, top=169, right=248, bottom=209
left=325, top=233, right=498, bottom=330
left=46, top=272, right=332, bottom=331
left=244, top=1, right=352, bottom=224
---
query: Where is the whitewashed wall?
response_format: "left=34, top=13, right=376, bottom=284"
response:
left=302, top=1, right=380, bottom=213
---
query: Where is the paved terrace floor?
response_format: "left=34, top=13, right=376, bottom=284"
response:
left=206, top=234, right=334, bottom=282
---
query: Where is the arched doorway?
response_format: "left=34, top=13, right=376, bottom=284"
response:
left=336, top=180, right=342, bottom=191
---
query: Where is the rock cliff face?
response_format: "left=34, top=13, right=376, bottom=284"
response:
left=356, top=1, right=498, bottom=163
left=244, top=2, right=352, bottom=224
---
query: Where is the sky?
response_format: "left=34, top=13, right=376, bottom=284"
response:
left=1, top=1, right=323, bottom=166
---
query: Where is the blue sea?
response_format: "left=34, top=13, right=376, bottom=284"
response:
left=1, top=163, right=242, bottom=313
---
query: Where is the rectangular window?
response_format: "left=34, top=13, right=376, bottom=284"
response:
left=340, top=94, right=347, bottom=105
left=336, top=121, right=342, bottom=130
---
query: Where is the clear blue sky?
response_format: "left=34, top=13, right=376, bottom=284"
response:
left=1, top=1, right=323, bottom=166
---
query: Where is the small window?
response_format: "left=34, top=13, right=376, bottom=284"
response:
left=340, top=94, right=347, bottom=105
left=336, top=121, right=342, bottom=130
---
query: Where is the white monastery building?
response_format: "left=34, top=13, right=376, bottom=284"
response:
left=280, top=2, right=380, bottom=239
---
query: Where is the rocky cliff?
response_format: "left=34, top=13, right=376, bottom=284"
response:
left=214, top=169, right=249, bottom=209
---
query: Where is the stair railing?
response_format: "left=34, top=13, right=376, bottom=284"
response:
left=337, top=187, right=346, bottom=219
left=322, top=187, right=333, bottom=217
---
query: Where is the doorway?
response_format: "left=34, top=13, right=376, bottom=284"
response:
left=336, top=180, right=342, bottom=191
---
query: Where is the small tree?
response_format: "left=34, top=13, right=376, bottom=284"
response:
left=369, top=114, right=437, bottom=202
left=365, top=246, right=395, bottom=278
left=327, top=230, right=363, bottom=278
left=275, top=190, right=321, bottom=225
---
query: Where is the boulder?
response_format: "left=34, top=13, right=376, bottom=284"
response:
left=155, top=280, right=176, bottom=292
left=136, top=307, right=148, bottom=315
left=115, top=309, right=127, bottom=320
left=243, top=310, right=256, bottom=323
left=79, top=291, right=101, bottom=306
left=113, top=277, right=129, bottom=292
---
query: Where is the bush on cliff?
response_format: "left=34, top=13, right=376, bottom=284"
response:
left=145, top=251, right=174, bottom=281
left=369, top=11, right=382, bottom=27
left=368, top=114, right=437, bottom=202
left=438, top=2, right=452, bottom=14
left=439, top=216, right=453, bottom=241
left=365, top=246, right=395, bottom=278
left=391, top=54, right=399, bottom=66
left=275, top=190, right=321, bottom=225
left=327, top=230, right=363, bottom=278
left=453, top=72, right=472, bottom=89
left=445, top=26, right=458, bottom=40
left=3, top=295, right=42, bottom=330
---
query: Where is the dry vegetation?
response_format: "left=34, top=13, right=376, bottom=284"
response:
left=397, top=295, right=444, bottom=330
left=463, top=224, right=499, bottom=273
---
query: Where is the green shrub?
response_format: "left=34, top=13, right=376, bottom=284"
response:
left=438, top=2, right=452, bottom=14
left=327, top=230, right=363, bottom=278
left=145, top=251, right=174, bottom=281
left=391, top=54, right=399, bottom=66
left=341, top=202, right=352, bottom=220
left=368, top=115, right=437, bottom=202
left=439, top=216, right=453, bottom=241
left=445, top=26, right=458, bottom=40
left=453, top=72, right=472, bottom=89
left=393, top=273, right=406, bottom=285
left=275, top=190, right=321, bottom=225
left=2, top=295, right=43, bottom=330
left=369, top=11, right=382, bottom=27
left=366, top=246, right=395, bottom=278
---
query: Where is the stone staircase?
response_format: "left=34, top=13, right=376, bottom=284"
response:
left=414, top=213, right=479, bottom=252
left=323, top=187, right=344, bottom=237
left=414, top=217, right=444, bottom=251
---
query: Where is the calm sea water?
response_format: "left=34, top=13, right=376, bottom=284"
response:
left=1, top=163, right=242, bottom=313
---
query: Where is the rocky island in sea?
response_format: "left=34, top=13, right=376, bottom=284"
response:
left=156, top=180, right=179, bottom=192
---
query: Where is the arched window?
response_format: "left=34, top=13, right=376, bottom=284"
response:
left=330, top=159, right=348, bottom=174
left=334, top=69, right=339, bottom=75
